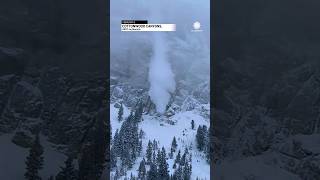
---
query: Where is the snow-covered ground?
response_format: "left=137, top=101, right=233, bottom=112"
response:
left=110, top=103, right=210, bottom=180
left=0, top=133, right=66, bottom=180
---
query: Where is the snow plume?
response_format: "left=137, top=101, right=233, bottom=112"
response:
left=148, top=5, right=175, bottom=114
left=149, top=32, right=176, bottom=114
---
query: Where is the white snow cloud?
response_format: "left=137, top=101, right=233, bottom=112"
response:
left=148, top=32, right=176, bottom=113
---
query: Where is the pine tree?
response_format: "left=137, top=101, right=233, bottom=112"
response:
left=116, top=110, right=140, bottom=168
left=172, top=165, right=183, bottom=180
left=139, top=129, right=144, bottom=139
left=138, top=159, right=146, bottom=180
left=206, top=126, right=212, bottom=163
left=56, top=157, right=77, bottom=180
left=191, top=120, right=195, bottom=130
left=170, top=137, right=178, bottom=158
left=202, top=125, right=208, bottom=152
left=156, top=149, right=162, bottom=165
left=146, top=140, right=153, bottom=164
left=152, top=150, right=157, bottom=164
left=157, top=147, right=169, bottom=180
left=147, top=162, right=158, bottom=180
left=180, top=151, right=186, bottom=166
left=118, top=103, right=124, bottom=122
left=25, top=134, right=44, bottom=180
left=175, top=150, right=181, bottom=165
left=138, top=140, right=143, bottom=155
left=110, top=147, right=117, bottom=168
left=153, top=139, right=158, bottom=150
left=113, top=129, right=121, bottom=157
left=183, top=163, right=192, bottom=180
left=196, top=125, right=205, bottom=151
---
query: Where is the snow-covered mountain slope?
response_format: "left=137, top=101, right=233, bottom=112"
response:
left=110, top=102, right=210, bottom=180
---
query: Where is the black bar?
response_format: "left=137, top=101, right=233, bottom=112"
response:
left=121, top=20, right=148, bottom=24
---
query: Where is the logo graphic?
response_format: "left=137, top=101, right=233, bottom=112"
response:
left=193, top=21, right=201, bottom=30
left=192, top=21, right=202, bottom=32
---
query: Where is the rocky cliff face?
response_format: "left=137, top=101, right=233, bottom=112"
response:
left=0, top=67, right=107, bottom=155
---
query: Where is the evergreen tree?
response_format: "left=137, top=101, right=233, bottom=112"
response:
left=206, top=126, right=212, bottom=163
left=25, top=134, right=44, bottom=180
left=202, top=125, right=208, bottom=152
left=152, top=150, right=157, bottom=164
left=172, top=165, right=183, bottom=180
left=173, top=162, right=177, bottom=169
left=146, top=140, right=153, bottom=164
left=147, top=162, right=158, bottom=180
left=170, top=137, right=178, bottom=158
left=138, top=140, right=143, bottom=155
left=118, top=103, right=124, bottom=122
left=56, top=157, right=77, bottom=180
left=191, top=120, right=195, bottom=130
left=196, top=125, right=205, bottom=151
left=153, top=139, right=158, bottom=150
left=110, top=147, right=117, bottom=168
left=157, top=147, right=170, bottom=180
left=48, top=176, right=54, bottom=180
left=139, top=129, right=144, bottom=139
left=175, top=150, right=181, bottom=165
left=180, top=151, right=186, bottom=166
left=156, top=149, right=162, bottom=165
left=183, top=163, right=192, bottom=180
left=116, top=110, right=140, bottom=168
left=138, top=159, right=146, bottom=180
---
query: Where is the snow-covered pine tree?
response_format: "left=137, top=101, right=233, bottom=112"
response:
left=157, top=147, right=170, bottom=180
left=206, top=126, right=212, bottom=163
left=175, top=150, right=181, bottom=165
left=170, top=137, right=178, bottom=158
left=138, top=140, right=143, bottom=155
left=180, top=150, right=187, bottom=166
left=25, top=134, right=44, bottom=180
left=117, top=110, right=140, bottom=168
left=172, top=165, right=183, bottom=180
left=202, top=125, right=208, bottom=152
left=147, top=162, right=158, bottom=180
left=110, top=147, right=117, bottom=168
left=56, top=157, right=77, bottom=180
left=196, top=125, right=205, bottom=151
left=183, top=162, right=192, bottom=180
left=118, top=103, right=124, bottom=122
left=153, top=139, right=158, bottom=150
left=146, top=140, right=153, bottom=164
left=139, top=129, right=144, bottom=139
left=152, top=150, right=157, bottom=164
left=138, top=158, right=146, bottom=180
left=113, top=129, right=120, bottom=156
